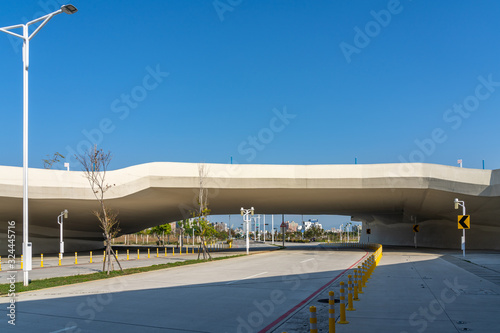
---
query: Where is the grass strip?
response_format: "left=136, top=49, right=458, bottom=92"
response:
left=0, top=254, right=244, bottom=296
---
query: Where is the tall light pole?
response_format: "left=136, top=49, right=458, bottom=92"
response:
left=241, top=207, right=254, bottom=255
left=454, top=198, right=466, bottom=257
left=57, top=209, right=68, bottom=257
left=271, top=215, right=275, bottom=244
left=346, top=222, right=352, bottom=243
left=0, top=4, right=78, bottom=286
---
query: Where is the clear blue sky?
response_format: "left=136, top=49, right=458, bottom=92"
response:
left=1, top=1, right=499, bottom=229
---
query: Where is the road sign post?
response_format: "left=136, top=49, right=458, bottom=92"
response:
left=458, top=215, right=470, bottom=257
left=455, top=198, right=468, bottom=257
left=413, top=224, right=419, bottom=248
left=280, top=221, right=286, bottom=247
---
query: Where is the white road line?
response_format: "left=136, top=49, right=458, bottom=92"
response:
left=300, top=258, right=315, bottom=263
left=50, top=326, right=78, bottom=333
left=226, top=272, right=268, bottom=285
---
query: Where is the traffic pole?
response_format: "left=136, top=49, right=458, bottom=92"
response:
left=347, top=274, right=356, bottom=311
left=309, top=306, right=318, bottom=333
left=328, top=291, right=335, bottom=333
left=338, top=281, right=349, bottom=324
left=353, top=269, right=360, bottom=301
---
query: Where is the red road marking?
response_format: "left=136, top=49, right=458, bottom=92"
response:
left=258, top=249, right=370, bottom=333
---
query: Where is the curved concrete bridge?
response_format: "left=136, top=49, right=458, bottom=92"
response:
left=1, top=162, right=499, bottom=253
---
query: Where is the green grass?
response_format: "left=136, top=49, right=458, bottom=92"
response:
left=0, top=254, right=244, bottom=296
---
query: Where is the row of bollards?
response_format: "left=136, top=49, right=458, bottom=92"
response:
left=0, top=243, right=230, bottom=271
left=302, top=244, right=383, bottom=333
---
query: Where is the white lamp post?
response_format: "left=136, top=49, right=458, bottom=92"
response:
left=241, top=207, right=254, bottom=255
left=0, top=4, right=78, bottom=286
left=57, top=209, right=68, bottom=256
left=454, top=198, right=466, bottom=257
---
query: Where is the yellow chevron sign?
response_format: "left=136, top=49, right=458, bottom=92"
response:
left=458, top=215, right=470, bottom=229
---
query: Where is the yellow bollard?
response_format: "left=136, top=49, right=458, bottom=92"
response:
left=74, top=252, right=78, bottom=265
left=0, top=256, right=2, bottom=271
left=362, top=263, right=367, bottom=287
left=127, top=249, right=130, bottom=260
left=103, top=250, right=105, bottom=262
left=173, top=247, right=175, bottom=256
left=353, top=269, right=360, bottom=301
left=338, top=281, right=349, bottom=324
left=165, top=247, right=167, bottom=257
left=148, top=248, right=150, bottom=258
left=116, top=250, right=118, bottom=259
left=58, top=253, right=62, bottom=266
left=137, top=249, right=140, bottom=259
left=185, top=245, right=188, bottom=254
left=180, top=246, right=182, bottom=255
left=328, top=291, right=335, bottom=333
left=309, top=306, right=318, bottom=333
left=357, top=266, right=364, bottom=294
left=41, top=254, right=44, bottom=267
left=192, top=247, right=194, bottom=254
left=90, top=251, right=93, bottom=264
left=21, top=255, right=23, bottom=270
left=157, top=248, right=159, bottom=258
left=347, top=275, right=356, bottom=311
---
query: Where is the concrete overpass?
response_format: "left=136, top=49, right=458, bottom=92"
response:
left=1, top=162, right=499, bottom=254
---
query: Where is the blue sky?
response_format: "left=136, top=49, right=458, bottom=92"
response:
left=1, top=1, right=499, bottom=229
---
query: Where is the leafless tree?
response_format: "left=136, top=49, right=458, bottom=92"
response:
left=76, top=145, right=122, bottom=274
left=195, top=163, right=213, bottom=260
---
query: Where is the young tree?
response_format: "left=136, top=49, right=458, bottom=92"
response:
left=149, top=223, right=172, bottom=246
left=42, top=152, right=65, bottom=169
left=76, top=145, right=122, bottom=274
left=193, top=163, right=214, bottom=260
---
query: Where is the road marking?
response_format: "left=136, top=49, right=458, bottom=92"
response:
left=300, top=258, right=315, bottom=263
left=226, top=272, right=267, bottom=284
left=50, top=326, right=77, bottom=333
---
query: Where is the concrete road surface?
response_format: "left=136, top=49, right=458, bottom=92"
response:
left=0, top=243, right=367, bottom=332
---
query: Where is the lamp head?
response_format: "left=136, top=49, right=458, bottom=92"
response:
left=240, top=207, right=244, bottom=216
left=61, top=4, right=78, bottom=14
left=251, top=207, right=254, bottom=215
left=63, top=209, right=68, bottom=219
left=454, top=198, right=459, bottom=210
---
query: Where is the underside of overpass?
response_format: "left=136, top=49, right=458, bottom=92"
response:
left=1, top=162, right=499, bottom=254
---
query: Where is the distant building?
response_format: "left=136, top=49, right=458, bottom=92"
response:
left=288, top=221, right=298, bottom=232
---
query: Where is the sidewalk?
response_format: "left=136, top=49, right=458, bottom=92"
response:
left=0, top=241, right=278, bottom=283
left=273, top=248, right=500, bottom=333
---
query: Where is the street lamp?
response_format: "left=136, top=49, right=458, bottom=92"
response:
left=57, top=209, right=68, bottom=256
left=346, top=222, right=352, bottom=243
left=0, top=4, right=78, bottom=286
left=454, top=198, right=466, bottom=257
left=241, top=207, right=254, bottom=255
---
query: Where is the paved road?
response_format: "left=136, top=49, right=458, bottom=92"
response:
left=0, top=243, right=367, bottom=332
left=275, top=247, right=500, bottom=333
left=0, top=241, right=276, bottom=282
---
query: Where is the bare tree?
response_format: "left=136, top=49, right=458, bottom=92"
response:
left=195, top=163, right=214, bottom=260
left=42, top=152, right=65, bottom=169
left=76, top=145, right=122, bottom=274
